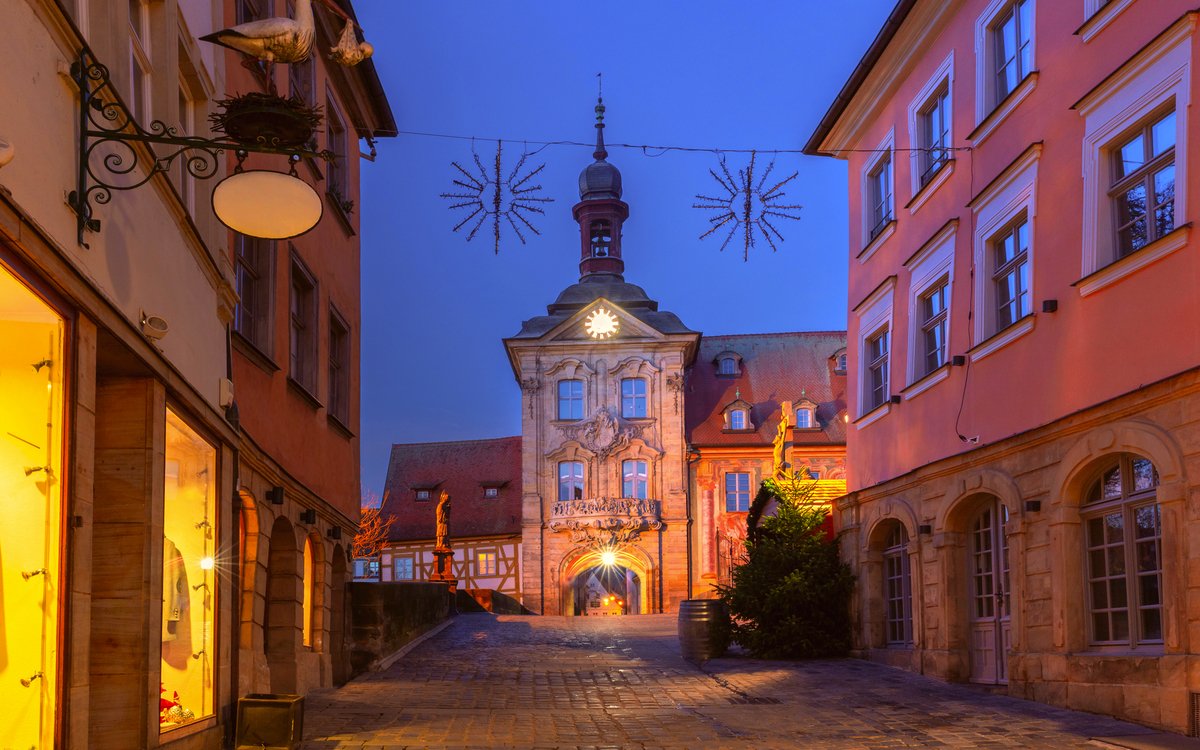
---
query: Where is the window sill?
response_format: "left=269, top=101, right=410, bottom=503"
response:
left=1073, top=224, right=1191, bottom=298
left=901, top=363, right=951, bottom=400
left=1074, top=0, right=1135, bottom=43
left=721, top=428, right=757, bottom=434
left=854, top=402, right=890, bottom=429
left=858, top=220, right=897, bottom=264
left=906, top=160, right=955, bottom=214
left=287, top=376, right=324, bottom=410
left=327, top=412, right=355, bottom=440
left=791, top=426, right=823, bottom=432
left=231, top=330, right=279, bottom=375
left=326, top=192, right=356, bottom=237
left=550, top=418, right=583, bottom=425
left=968, top=314, right=1036, bottom=363
left=969, top=72, right=1038, bottom=147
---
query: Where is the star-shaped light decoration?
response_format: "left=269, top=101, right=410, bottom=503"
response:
left=585, top=308, right=619, bottom=339
left=441, top=140, right=554, bottom=254
left=693, top=151, right=802, bottom=261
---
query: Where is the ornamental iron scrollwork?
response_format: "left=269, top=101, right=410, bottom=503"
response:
left=68, top=48, right=335, bottom=248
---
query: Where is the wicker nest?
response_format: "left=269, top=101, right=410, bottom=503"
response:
left=210, top=93, right=324, bottom=150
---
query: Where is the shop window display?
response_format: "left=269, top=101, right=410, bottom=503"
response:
left=0, top=263, right=66, bottom=750
left=161, top=409, right=217, bottom=731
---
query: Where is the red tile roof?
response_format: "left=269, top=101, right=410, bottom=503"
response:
left=685, top=331, right=847, bottom=447
left=379, top=436, right=522, bottom=542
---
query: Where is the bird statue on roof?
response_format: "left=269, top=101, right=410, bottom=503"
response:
left=199, top=0, right=368, bottom=87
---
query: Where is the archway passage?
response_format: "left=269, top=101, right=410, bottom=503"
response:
left=560, top=546, right=650, bottom=616
left=265, top=516, right=301, bottom=694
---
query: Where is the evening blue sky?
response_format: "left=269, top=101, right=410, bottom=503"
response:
left=353, top=0, right=895, bottom=499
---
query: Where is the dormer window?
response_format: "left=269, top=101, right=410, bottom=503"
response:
left=794, top=398, right=819, bottom=430
left=484, top=487, right=498, bottom=499
left=832, top=349, right=848, bottom=375
left=590, top=220, right=612, bottom=257
left=730, top=409, right=746, bottom=430
left=719, top=358, right=736, bottom=376
left=713, top=350, right=743, bottom=377
left=415, top=490, right=430, bottom=501
left=795, top=408, right=812, bottom=429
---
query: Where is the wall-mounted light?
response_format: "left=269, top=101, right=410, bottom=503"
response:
left=327, top=526, right=342, bottom=540
left=140, top=309, right=170, bottom=340
left=212, top=168, right=323, bottom=240
left=266, top=486, right=285, bottom=505
left=300, top=508, right=317, bottom=525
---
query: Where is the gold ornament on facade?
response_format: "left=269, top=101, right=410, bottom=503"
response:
left=585, top=308, right=619, bottom=339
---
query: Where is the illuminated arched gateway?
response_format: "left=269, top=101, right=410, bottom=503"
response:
left=503, top=103, right=701, bottom=614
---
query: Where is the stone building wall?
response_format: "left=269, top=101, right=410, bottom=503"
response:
left=837, top=368, right=1200, bottom=733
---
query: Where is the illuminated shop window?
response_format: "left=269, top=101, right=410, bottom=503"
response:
left=161, top=409, right=217, bottom=731
left=0, top=263, right=66, bottom=750
left=302, top=536, right=314, bottom=647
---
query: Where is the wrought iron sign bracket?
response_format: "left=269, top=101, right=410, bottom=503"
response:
left=69, top=48, right=333, bottom=248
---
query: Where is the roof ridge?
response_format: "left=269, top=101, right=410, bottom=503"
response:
left=702, top=330, right=847, bottom=340
left=390, top=435, right=521, bottom=449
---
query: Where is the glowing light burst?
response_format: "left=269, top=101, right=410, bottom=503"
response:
left=585, top=308, right=619, bottom=339
left=601, top=550, right=617, bottom=566
left=693, top=151, right=802, bottom=261
left=441, top=140, right=554, bottom=254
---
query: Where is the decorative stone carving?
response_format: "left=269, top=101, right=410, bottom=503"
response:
left=665, top=371, right=685, bottom=411
left=549, top=496, right=663, bottom=547
left=520, top=377, right=540, bottom=418
left=556, top=407, right=650, bottom=458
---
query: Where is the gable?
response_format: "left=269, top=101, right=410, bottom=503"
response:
left=547, top=300, right=666, bottom=343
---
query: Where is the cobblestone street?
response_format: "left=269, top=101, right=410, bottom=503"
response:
left=300, top=613, right=1166, bottom=749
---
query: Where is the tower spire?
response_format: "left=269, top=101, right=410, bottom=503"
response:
left=575, top=86, right=628, bottom=280
left=594, top=76, right=607, bottom=161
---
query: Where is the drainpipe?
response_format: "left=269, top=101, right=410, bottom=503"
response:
left=686, top=444, right=702, bottom=601
left=225, top=324, right=241, bottom=712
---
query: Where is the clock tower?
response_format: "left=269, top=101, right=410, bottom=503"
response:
left=503, top=101, right=701, bottom=615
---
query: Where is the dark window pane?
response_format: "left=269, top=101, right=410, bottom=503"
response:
left=1112, top=611, right=1130, bottom=641
left=1088, top=517, right=1105, bottom=544
left=1132, top=460, right=1157, bottom=492
left=1107, top=545, right=1126, bottom=575
left=1089, top=549, right=1106, bottom=577
left=1109, top=578, right=1127, bottom=609
left=1136, top=540, right=1159, bottom=573
left=1139, top=573, right=1160, bottom=606
left=1134, top=506, right=1158, bottom=539
left=1094, top=612, right=1110, bottom=642
left=1142, top=608, right=1163, bottom=641
left=1091, top=581, right=1108, bottom=609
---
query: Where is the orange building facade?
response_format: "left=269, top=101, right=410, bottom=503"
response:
left=807, top=0, right=1200, bottom=733
left=219, top=0, right=394, bottom=698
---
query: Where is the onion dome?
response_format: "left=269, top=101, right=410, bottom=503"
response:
left=578, top=97, right=622, bottom=200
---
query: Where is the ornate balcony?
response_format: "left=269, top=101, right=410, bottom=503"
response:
left=548, top=497, right=662, bottom=546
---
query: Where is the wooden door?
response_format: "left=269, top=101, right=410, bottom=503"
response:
left=968, top=500, right=1010, bottom=684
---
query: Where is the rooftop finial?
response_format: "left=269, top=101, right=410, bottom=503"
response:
left=592, top=75, right=608, bottom=161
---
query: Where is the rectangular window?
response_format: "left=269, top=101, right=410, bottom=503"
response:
left=884, top=526, right=912, bottom=646
left=176, top=77, right=195, bottom=212
left=415, top=490, right=430, bottom=501
left=621, top=378, right=647, bottom=418
left=237, top=0, right=263, bottom=23
left=992, top=0, right=1031, bottom=104
left=866, top=328, right=889, bottom=411
left=1111, top=109, right=1176, bottom=258
left=622, top=460, right=648, bottom=499
left=920, top=278, right=949, bottom=376
left=918, top=84, right=950, bottom=187
left=477, top=552, right=497, bottom=576
left=287, top=3, right=315, bottom=107
left=129, top=0, right=151, bottom=124
left=558, top=380, right=583, bottom=420
left=234, top=234, right=272, bottom=351
left=162, top=409, right=217, bottom=731
left=394, top=556, right=414, bottom=581
left=730, top=409, right=746, bottom=430
left=559, top=461, right=584, bottom=501
left=326, top=97, right=349, bottom=204
left=289, top=253, right=317, bottom=394
left=992, top=219, right=1030, bottom=332
left=328, top=308, right=350, bottom=426
left=795, top=409, right=811, bottom=428
left=725, top=473, right=751, bottom=512
left=484, top=487, right=498, bottom=499
left=869, top=156, right=892, bottom=239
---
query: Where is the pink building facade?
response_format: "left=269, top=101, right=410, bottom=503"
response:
left=807, top=0, right=1200, bottom=733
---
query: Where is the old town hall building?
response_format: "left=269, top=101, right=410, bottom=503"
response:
left=376, top=109, right=847, bottom=614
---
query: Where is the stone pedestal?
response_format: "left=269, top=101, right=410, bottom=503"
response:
left=429, top=546, right=458, bottom=602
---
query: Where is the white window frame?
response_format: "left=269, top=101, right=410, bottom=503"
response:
left=795, top=408, right=812, bottom=429
left=730, top=409, right=746, bottom=430
left=476, top=552, right=497, bottom=577
left=129, top=0, right=152, bottom=124
left=559, top=461, right=584, bottom=502
left=1080, top=0, right=1134, bottom=44
left=557, top=379, right=584, bottom=420
left=176, top=72, right=195, bottom=213
left=859, top=129, right=895, bottom=262
left=415, top=490, right=430, bottom=501
left=884, top=524, right=913, bottom=647
left=1077, top=24, right=1190, bottom=296
left=718, top=357, right=736, bottom=376
left=854, top=278, right=895, bottom=426
left=725, top=472, right=751, bottom=512
left=622, top=460, right=648, bottom=500
left=904, top=223, right=956, bottom=395
left=484, top=487, right=498, bottom=499
left=970, top=146, right=1039, bottom=361
left=973, top=0, right=1037, bottom=141
left=393, top=556, right=414, bottom=581
left=621, top=377, right=647, bottom=418
left=907, top=52, right=955, bottom=209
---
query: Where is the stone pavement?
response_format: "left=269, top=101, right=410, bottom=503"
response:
left=301, top=613, right=1158, bottom=749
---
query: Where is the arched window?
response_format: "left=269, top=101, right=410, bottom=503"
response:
left=302, top=536, right=314, bottom=648
left=622, top=460, right=648, bottom=499
left=558, top=379, right=583, bottom=420
left=590, top=220, right=612, bottom=257
left=796, top=408, right=813, bottom=429
left=719, top=357, right=736, bottom=375
left=558, top=461, right=584, bottom=501
left=1083, top=454, right=1162, bottom=648
left=730, top=409, right=746, bottom=430
left=884, top=524, right=912, bottom=646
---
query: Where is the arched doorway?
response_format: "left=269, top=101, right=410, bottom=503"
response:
left=264, top=516, right=301, bottom=694
left=559, top=546, right=652, bottom=616
left=329, top=545, right=350, bottom=685
left=966, top=498, right=1011, bottom=684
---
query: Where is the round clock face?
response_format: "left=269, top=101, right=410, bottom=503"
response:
left=585, top=308, right=619, bottom=339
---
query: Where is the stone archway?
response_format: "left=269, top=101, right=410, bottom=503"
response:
left=330, top=545, right=350, bottom=686
left=265, top=516, right=302, bottom=694
left=559, top=544, right=654, bottom=616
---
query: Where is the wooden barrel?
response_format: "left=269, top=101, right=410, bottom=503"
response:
left=678, top=599, right=726, bottom=660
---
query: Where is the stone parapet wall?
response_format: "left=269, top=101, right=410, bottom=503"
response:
left=348, top=582, right=454, bottom=677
